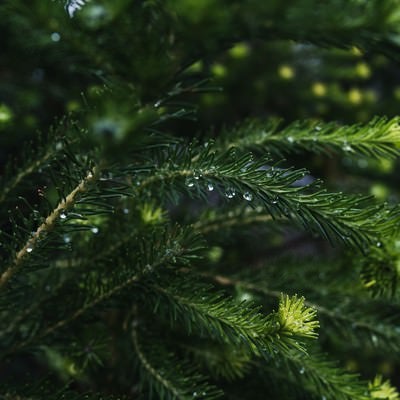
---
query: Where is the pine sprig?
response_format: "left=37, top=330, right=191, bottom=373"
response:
left=204, top=266, right=400, bottom=357
left=132, top=325, right=223, bottom=400
left=132, top=144, right=400, bottom=249
left=219, top=116, right=400, bottom=159
left=141, top=274, right=319, bottom=358
left=270, top=350, right=371, bottom=400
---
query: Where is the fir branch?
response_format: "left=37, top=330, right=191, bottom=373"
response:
left=193, top=207, right=275, bottom=235
left=143, top=274, right=318, bottom=358
left=132, top=325, right=223, bottom=400
left=0, top=146, right=54, bottom=206
left=203, top=270, right=400, bottom=357
left=219, top=117, right=400, bottom=159
left=133, top=144, right=400, bottom=249
left=369, top=376, right=400, bottom=400
left=3, top=226, right=201, bottom=355
left=271, top=350, right=370, bottom=400
left=179, top=341, right=252, bottom=381
left=205, top=264, right=400, bottom=355
left=0, top=168, right=98, bottom=290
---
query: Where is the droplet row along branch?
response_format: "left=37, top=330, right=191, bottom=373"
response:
left=0, top=167, right=99, bottom=290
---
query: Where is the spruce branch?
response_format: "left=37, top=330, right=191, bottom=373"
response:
left=143, top=274, right=319, bottom=358
left=219, top=116, right=400, bottom=159
left=369, top=376, right=400, bottom=400
left=0, top=167, right=98, bottom=290
left=131, top=325, right=223, bottom=400
left=203, top=270, right=400, bottom=356
left=132, top=144, right=400, bottom=249
left=3, top=225, right=200, bottom=355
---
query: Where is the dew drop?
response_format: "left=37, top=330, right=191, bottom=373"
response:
left=272, top=197, right=279, bottom=204
left=243, top=192, right=253, bottom=201
left=299, top=367, right=305, bottom=374
left=193, top=392, right=198, bottom=398
left=186, top=178, right=195, bottom=188
left=91, top=227, right=99, bottom=234
left=60, top=213, right=67, bottom=220
left=371, top=334, right=378, bottom=344
left=342, top=142, right=353, bottom=152
left=51, top=32, right=61, bottom=42
left=225, top=188, right=236, bottom=199
left=287, top=136, right=294, bottom=143
left=123, top=208, right=129, bottom=214
left=194, top=170, right=202, bottom=180
left=376, top=241, right=382, bottom=248
left=27, top=247, right=33, bottom=253
left=55, top=141, right=63, bottom=150
left=314, top=125, right=322, bottom=131
left=64, top=235, right=71, bottom=243
left=207, top=183, right=214, bottom=192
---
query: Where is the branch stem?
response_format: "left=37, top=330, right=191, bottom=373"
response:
left=0, top=167, right=98, bottom=289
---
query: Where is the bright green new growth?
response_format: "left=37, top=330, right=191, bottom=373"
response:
left=1, top=0, right=400, bottom=399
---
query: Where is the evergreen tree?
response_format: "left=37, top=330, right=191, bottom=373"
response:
left=1, top=1, right=400, bottom=399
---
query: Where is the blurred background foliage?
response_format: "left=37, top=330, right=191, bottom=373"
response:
left=1, top=0, right=400, bottom=395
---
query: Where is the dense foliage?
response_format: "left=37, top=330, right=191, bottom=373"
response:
left=1, top=1, right=400, bottom=399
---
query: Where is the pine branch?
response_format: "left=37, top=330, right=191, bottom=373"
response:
left=219, top=117, right=400, bottom=159
left=269, top=350, right=371, bottom=400
left=0, top=167, right=98, bottom=290
left=178, top=340, right=252, bottom=381
left=142, top=273, right=319, bottom=359
left=132, top=325, right=223, bottom=400
left=2, top=226, right=202, bottom=356
left=203, top=268, right=400, bottom=357
left=193, top=207, right=275, bottom=235
left=132, top=144, right=400, bottom=249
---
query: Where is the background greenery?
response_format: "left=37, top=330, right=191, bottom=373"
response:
left=1, top=1, right=400, bottom=399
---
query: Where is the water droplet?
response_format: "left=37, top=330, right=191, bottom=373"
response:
left=207, top=183, right=214, bottom=191
left=123, top=208, right=129, bottom=214
left=55, top=141, right=63, bottom=150
left=342, top=142, right=353, bottom=152
left=154, top=100, right=161, bottom=108
left=225, top=188, right=236, bottom=199
left=371, top=334, right=378, bottom=344
left=27, top=247, right=33, bottom=253
left=194, top=170, right=202, bottom=180
left=243, top=192, right=253, bottom=201
left=376, top=241, right=382, bottom=247
left=51, top=32, right=61, bottom=42
left=64, top=235, right=71, bottom=243
left=272, top=197, right=279, bottom=204
left=321, top=396, right=327, bottom=400
left=314, top=125, right=322, bottom=131
left=193, top=392, right=198, bottom=398
left=91, top=227, right=99, bottom=234
left=299, top=367, right=305, bottom=374
left=60, top=213, right=67, bottom=220
left=287, top=136, right=294, bottom=143
left=186, top=178, right=195, bottom=188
